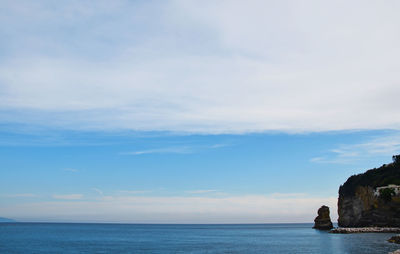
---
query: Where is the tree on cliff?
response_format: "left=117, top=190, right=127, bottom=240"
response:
left=393, top=155, right=400, bottom=164
left=379, top=188, right=395, bottom=202
left=339, top=155, right=400, bottom=196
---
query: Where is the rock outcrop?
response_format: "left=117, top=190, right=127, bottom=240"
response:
left=338, top=156, right=400, bottom=227
left=313, top=205, right=333, bottom=230
left=388, top=235, right=400, bottom=244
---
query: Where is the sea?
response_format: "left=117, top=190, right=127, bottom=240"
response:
left=0, top=223, right=398, bottom=254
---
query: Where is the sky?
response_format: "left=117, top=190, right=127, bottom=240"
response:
left=1, top=0, right=400, bottom=223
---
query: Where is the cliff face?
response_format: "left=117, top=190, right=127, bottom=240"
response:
left=338, top=158, right=400, bottom=227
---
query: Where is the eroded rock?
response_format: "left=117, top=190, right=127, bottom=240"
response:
left=313, top=205, right=333, bottom=230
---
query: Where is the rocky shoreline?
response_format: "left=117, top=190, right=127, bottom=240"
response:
left=329, top=227, right=400, bottom=254
left=330, top=227, right=400, bottom=234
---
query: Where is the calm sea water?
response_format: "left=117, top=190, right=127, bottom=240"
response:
left=0, top=223, right=398, bottom=254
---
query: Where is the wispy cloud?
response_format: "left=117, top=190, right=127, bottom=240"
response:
left=52, top=194, right=83, bottom=200
left=124, top=143, right=228, bottom=156
left=118, top=190, right=152, bottom=195
left=126, top=146, right=193, bottom=155
left=311, top=133, right=400, bottom=164
left=1, top=193, right=37, bottom=198
left=92, top=188, right=103, bottom=196
left=209, top=144, right=228, bottom=149
left=185, top=190, right=218, bottom=194
left=63, top=168, right=79, bottom=172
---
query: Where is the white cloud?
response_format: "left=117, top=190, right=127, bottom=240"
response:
left=0, top=194, right=337, bottom=223
left=310, top=132, right=400, bottom=164
left=1, top=1, right=400, bottom=133
left=52, top=194, right=83, bottom=200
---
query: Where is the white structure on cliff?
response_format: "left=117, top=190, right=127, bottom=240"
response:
left=374, top=184, right=400, bottom=197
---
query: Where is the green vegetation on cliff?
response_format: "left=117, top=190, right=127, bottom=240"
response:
left=339, top=155, right=400, bottom=196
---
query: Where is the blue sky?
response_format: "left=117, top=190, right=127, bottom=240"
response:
left=1, top=0, right=400, bottom=223
left=2, top=127, right=400, bottom=223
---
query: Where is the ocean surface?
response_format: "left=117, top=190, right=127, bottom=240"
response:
left=0, top=223, right=399, bottom=254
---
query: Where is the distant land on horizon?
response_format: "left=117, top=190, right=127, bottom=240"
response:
left=0, top=217, right=16, bottom=223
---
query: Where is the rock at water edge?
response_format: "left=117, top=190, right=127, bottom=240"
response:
left=388, top=235, right=400, bottom=244
left=313, top=205, right=333, bottom=230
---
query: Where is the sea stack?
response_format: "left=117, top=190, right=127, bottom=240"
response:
left=313, top=205, right=333, bottom=230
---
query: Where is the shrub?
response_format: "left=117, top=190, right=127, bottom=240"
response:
left=379, top=188, right=395, bottom=202
left=393, top=155, right=400, bottom=164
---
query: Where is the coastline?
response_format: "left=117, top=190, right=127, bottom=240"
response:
left=330, top=227, right=400, bottom=234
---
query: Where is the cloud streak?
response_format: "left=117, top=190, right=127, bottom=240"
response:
left=126, top=146, right=193, bottom=155
left=185, top=190, right=218, bottom=194
left=92, top=188, right=103, bottom=196
left=52, top=194, right=83, bottom=200
left=118, top=190, right=152, bottom=195
left=124, top=143, right=229, bottom=155
left=1, top=193, right=38, bottom=198
left=63, top=168, right=79, bottom=172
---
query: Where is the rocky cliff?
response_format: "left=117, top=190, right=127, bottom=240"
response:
left=338, top=156, right=400, bottom=227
